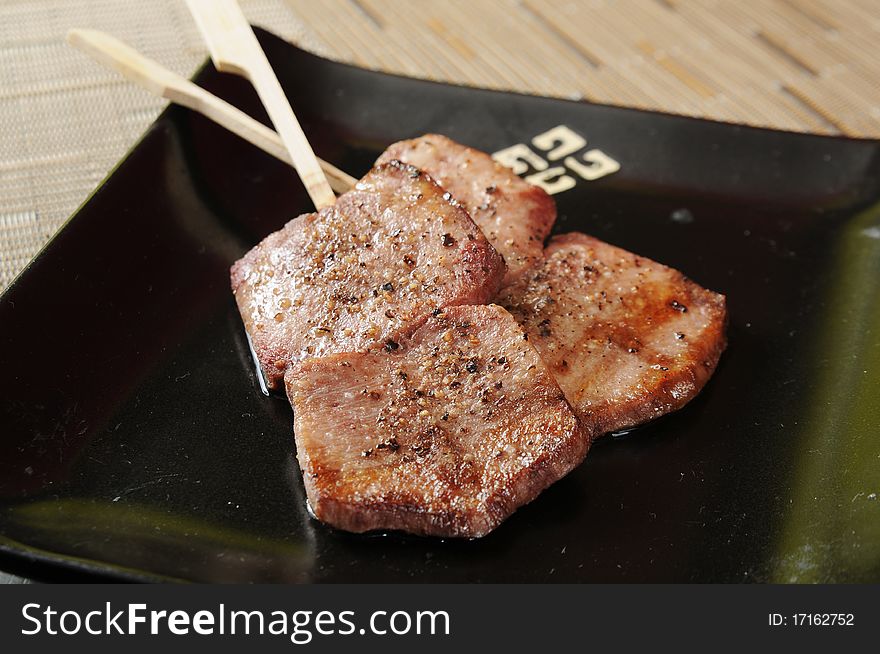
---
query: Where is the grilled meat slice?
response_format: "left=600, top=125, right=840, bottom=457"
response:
left=231, top=162, right=506, bottom=390
left=286, top=304, right=588, bottom=538
left=377, top=134, right=556, bottom=287
left=498, top=233, right=727, bottom=437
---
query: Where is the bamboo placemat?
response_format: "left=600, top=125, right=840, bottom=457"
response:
left=2, top=0, right=880, bottom=290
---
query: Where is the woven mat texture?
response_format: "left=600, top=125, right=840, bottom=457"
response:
left=2, top=0, right=879, bottom=290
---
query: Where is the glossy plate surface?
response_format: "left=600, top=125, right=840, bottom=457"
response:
left=2, top=29, right=879, bottom=583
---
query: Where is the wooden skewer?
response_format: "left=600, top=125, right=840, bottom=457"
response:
left=185, top=0, right=337, bottom=209
left=66, top=28, right=356, bottom=196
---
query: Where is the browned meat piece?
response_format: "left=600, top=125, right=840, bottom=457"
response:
left=231, top=162, right=506, bottom=390
left=377, top=134, right=556, bottom=287
left=286, top=304, right=588, bottom=537
left=498, top=233, right=727, bottom=437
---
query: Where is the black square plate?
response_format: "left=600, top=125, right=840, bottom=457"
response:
left=2, top=28, right=879, bottom=583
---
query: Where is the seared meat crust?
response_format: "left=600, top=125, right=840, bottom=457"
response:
left=231, top=162, right=506, bottom=389
left=286, top=304, right=588, bottom=537
left=498, top=233, right=727, bottom=437
left=377, top=134, right=556, bottom=287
